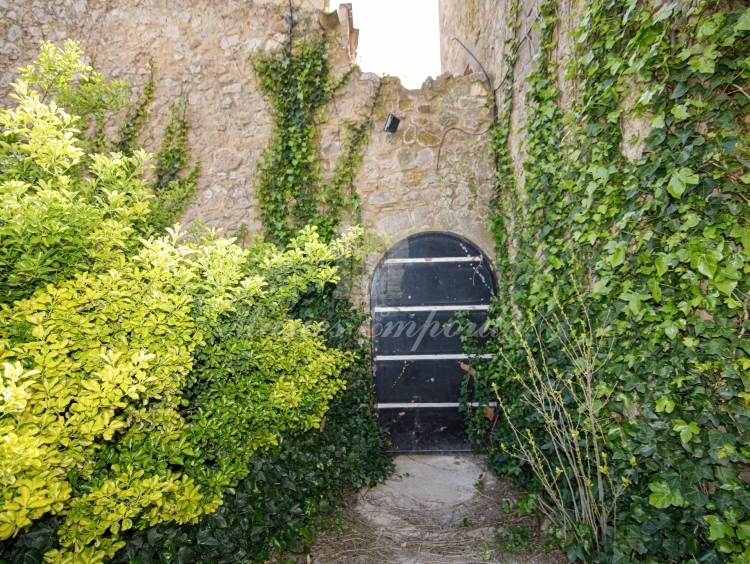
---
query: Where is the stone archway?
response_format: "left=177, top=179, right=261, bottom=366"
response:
left=370, top=232, right=497, bottom=452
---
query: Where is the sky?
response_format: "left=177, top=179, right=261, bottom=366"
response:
left=344, top=0, right=441, bottom=89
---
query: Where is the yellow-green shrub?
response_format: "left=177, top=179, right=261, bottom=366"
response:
left=0, top=226, right=357, bottom=560
left=0, top=42, right=360, bottom=560
left=0, top=77, right=152, bottom=304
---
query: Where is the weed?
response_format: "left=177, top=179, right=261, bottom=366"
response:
left=495, top=525, right=532, bottom=554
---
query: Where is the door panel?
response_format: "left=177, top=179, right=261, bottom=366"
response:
left=370, top=232, right=497, bottom=453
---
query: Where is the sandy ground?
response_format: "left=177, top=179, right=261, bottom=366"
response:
left=295, top=455, right=566, bottom=564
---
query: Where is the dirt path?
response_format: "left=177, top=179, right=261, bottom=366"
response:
left=298, top=455, right=566, bottom=563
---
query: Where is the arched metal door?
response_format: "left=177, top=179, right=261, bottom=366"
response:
left=370, top=232, right=497, bottom=453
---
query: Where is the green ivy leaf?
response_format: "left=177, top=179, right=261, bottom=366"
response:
left=671, top=104, right=690, bottom=122
left=673, top=419, right=700, bottom=444
left=690, top=54, right=715, bottom=75
left=736, top=9, right=750, bottom=32
left=713, top=275, right=738, bottom=296
left=690, top=247, right=722, bottom=279
left=655, top=254, right=671, bottom=277
left=648, top=480, right=685, bottom=508
left=698, top=15, right=723, bottom=39
left=662, top=320, right=683, bottom=340
left=611, top=245, right=626, bottom=267
left=648, top=278, right=662, bottom=302
left=705, top=515, right=736, bottom=541
left=668, top=167, right=699, bottom=198
left=736, top=521, right=750, bottom=541
left=655, top=396, right=675, bottom=414
left=592, top=276, right=611, bottom=295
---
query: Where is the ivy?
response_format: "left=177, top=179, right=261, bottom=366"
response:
left=253, top=7, right=379, bottom=245
left=115, top=56, right=157, bottom=157
left=488, top=0, right=520, bottom=249
left=317, top=115, right=378, bottom=241
left=471, top=1, right=750, bottom=561
left=147, top=99, right=200, bottom=233
left=114, top=58, right=199, bottom=235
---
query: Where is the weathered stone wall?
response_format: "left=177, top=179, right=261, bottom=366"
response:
left=1, top=0, right=352, bottom=234
left=439, top=0, right=650, bottom=179
left=439, top=0, right=540, bottom=188
left=439, top=0, right=512, bottom=83
left=352, top=72, right=495, bottom=289
left=0, top=0, right=496, bottom=298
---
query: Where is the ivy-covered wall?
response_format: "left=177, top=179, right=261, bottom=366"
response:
left=445, top=0, right=750, bottom=560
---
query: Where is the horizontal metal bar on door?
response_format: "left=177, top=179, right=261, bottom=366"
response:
left=375, top=354, right=495, bottom=361
left=376, top=402, right=499, bottom=409
left=383, top=256, right=483, bottom=264
left=372, top=304, right=490, bottom=313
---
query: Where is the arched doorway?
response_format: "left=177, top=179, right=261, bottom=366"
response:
left=370, top=232, right=497, bottom=452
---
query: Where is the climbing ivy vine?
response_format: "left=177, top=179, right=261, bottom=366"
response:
left=470, top=1, right=750, bottom=561
left=147, top=99, right=200, bottom=233
left=253, top=11, right=380, bottom=245
left=114, top=58, right=199, bottom=234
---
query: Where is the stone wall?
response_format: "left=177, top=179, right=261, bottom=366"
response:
left=439, top=0, right=580, bottom=186
left=439, top=0, right=512, bottom=83
left=439, top=0, right=650, bottom=180
left=1, top=0, right=354, bottom=233
left=352, top=72, right=495, bottom=287
left=0, top=1, right=496, bottom=298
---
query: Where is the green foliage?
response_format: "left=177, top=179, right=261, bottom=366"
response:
left=496, top=525, right=533, bottom=554
left=16, top=41, right=198, bottom=237
left=473, top=1, right=750, bottom=561
left=0, top=231, right=221, bottom=559
left=153, top=100, right=192, bottom=192
left=18, top=40, right=130, bottom=153
left=147, top=100, right=199, bottom=233
left=253, top=10, right=378, bottom=245
left=316, top=118, right=375, bottom=241
left=0, top=225, right=367, bottom=561
left=110, top=251, right=391, bottom=563
left=116, top=290, right=391, bottom=562
left=0, top=76, right=152, bottom=303
left=115, top=57, right=156, bottom=157
left=492, top=295, right=628, bottom=554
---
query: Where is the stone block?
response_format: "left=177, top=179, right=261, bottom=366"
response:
left=416, top=148, right=435, bottom=168
left=212, top=148, right=243, bottom=172
left=456, top=95, right=487, bottom=109
left=375, top=211, right=414, bottom=235
left=396, top=148, right=416, bottom=167
left=416, top=130, right=440, bottom=147
left=402, top=124, right=417, bottom=144
left=368, top=190, right=398, bottom=206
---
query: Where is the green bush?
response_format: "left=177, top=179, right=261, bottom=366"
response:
left=17, top=40, right=130, bottom=154
left=472, top=1, right=750, bottom=562
left=0, top=76, right=152, bottom=304
left=0, top=225, right=365, bottom=561
left=16, top=40, right=198, bottom=238
left=108, top=250, right=391, bottom=564
left=0, top=43, right=388, bottom=562
left=117, top=288, right=390, bottom=562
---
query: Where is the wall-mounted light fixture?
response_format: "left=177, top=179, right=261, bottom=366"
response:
left=383, top=114, right=400, bottom=133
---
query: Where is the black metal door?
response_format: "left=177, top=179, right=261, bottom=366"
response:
left=370, top=232, right=497, bottom=452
